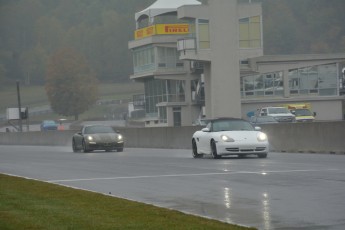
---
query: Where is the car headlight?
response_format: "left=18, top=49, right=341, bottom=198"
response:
left=221, top=135, right=234, bottom=142
left=257, top=132, right=267, bottom=142
left=117, top=134, right=123, bottom=141
left=87, top=136, right=93, bottom=141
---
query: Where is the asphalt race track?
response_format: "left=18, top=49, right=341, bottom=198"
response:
left=1, top=145, right=345, bottom=230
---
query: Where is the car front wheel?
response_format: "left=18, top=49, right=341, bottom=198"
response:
left=258, top=153, right=267, bottom=158
left=72, top=139, right=79, bottom=152
left=82, top=140, right=89, bottom=153
left=211, top=140, right=220, bottom=159
left=117, top=148, right=123, bottom=152
left=192, top=139, right=202, bottom=158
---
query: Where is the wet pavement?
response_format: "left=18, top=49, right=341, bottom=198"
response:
left=1, top=146, right=345, bottom=229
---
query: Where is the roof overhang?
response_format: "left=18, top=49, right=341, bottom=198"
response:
left=135, top=0, right=201, bottom=22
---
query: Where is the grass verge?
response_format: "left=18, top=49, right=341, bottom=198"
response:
left=0, top=174, right=255, bottom=230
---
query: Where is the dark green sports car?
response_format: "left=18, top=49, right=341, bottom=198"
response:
left=72, top=125, right=124, bottom=153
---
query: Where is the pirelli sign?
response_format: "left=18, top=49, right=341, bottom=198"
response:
left=135, top=24, right=189, bottom=39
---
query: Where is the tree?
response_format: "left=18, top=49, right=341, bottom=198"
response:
left=45, top=47, right=98, bottom=120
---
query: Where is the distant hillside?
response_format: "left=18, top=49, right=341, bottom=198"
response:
left=1, top=0, right=344, bottom=86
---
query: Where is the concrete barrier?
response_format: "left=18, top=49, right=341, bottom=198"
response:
left=0, top=130, right=76, bottom=146
left=0, top=122, right=344, bottom=154
left=260, top=121, right=345, bottom=154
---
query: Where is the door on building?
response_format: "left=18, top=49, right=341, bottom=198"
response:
left=173, top=107, right=181, bottom=127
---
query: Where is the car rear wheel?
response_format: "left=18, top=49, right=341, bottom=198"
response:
left=72, top=139, right=79, bottom=152
left=258, top=153, right=267, bottom=158
left=211, top=140, right=220, bottom=159
left=192, top=139, right=202, bottom=158
left=82, top=140, right=89, bottom=153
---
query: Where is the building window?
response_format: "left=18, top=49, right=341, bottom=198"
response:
left=144, top=79, right=186, bottom=119
left=145, top=79, right=165, bottom=117
left=198, top=19, right=210, bottom=49
left=157, top=47, right=184, bottom=70
left=241, top=71, right=283, bottom=98
left=166, top=80, right=185, bottom=102
left=133, top=46, right=155, bottom=73
left=158, top=107, right=167, bottom=123
left=288, top=63, right=337, bottom=96
left=239, top=16, right=262, bottom=48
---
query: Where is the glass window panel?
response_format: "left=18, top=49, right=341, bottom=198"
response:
left=239, top=18, right=249, bottom=23
left=264, top=74, right=273, bottom=89
left=199, top=24, right=210, bottom=48
left=249, top=23, right=261, bottom=40
left=308, top=66, right=318, bottom=89
left=300, top=89, right=308, bottom=94
left=254, top=75, right=264, bottom=90
left=318, top=64, right=337, bottom=89
left=251, top=40, right=261, bottom=48
left=244, top=76, right=254, bottom=91
left=289, top=69, right=299, bottom=89
left=319, top=88, right=336, bottom=96
left=298, top=67, right=308, bottom=89
left=239, top=41, right=249, bottom=47
left=198, top=19, right=209, bottom=23
left=256, top=91, right=264, bottom=96
left=239, top=24, right=249, bottom=40
left=239, top=16, right=262, bottom=48
left=274, top=72, right=283, bottom=88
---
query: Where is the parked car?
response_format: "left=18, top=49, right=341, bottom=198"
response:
left=72, top=125, right=124, bottom=153
left=257, top=106, right=295, bottom=122
left=250, top=116, right=279, bottom=125
left=192, top=117, right=268, bottom=159
left=40, top=120, right=58, bottom=131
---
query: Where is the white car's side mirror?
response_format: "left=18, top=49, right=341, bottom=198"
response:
left=255, top=126, right=261, bottom=131
left=201, top=128, right=210, bottom=132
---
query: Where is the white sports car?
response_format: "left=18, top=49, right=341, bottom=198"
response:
left=192, top=118, right=268, bottom=159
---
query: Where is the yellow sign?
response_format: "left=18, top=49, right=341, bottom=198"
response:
left=135, top=25, right=156, bottom=39
left=135, top=24, right=189, bottom=39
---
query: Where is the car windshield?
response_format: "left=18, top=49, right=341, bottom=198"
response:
left=294, top=109, right=312, bottom=116
left=211, top=120, right=254, bottom=132
left=44, top=120, right=56, bottom=125
left=268, top=107, right=290, bottom=114
left=84, top=126, right=115, bottom=134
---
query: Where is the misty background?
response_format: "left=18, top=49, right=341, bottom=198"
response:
left=1, top=0, right=344, bottom=87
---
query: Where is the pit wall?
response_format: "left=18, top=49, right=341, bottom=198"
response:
left=0, top=122, right=344, bottom=154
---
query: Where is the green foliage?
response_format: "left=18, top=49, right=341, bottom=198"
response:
left=45, top=47, right=98, bottom=119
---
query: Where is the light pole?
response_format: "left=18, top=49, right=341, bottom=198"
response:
left=16, top=81, right=22, bottom=132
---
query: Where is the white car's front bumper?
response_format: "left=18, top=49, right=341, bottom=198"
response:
left=216, top=141, right=268, bottom=156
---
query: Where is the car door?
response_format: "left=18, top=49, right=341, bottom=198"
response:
left=197, top=123, right=212, bottom=154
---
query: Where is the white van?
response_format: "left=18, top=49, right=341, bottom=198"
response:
left=257, top=107, right=295, bottom=122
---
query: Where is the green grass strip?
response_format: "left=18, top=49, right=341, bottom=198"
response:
left=0, top=174, right=255, bottom=230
